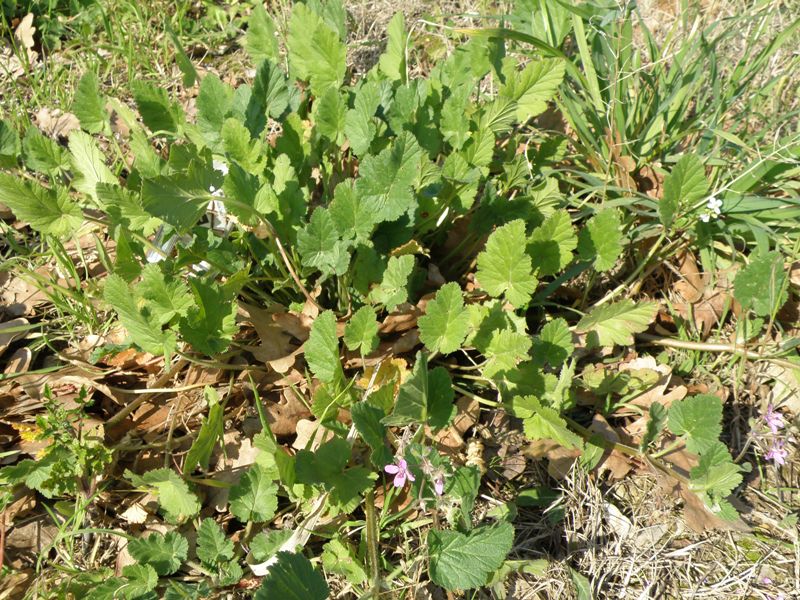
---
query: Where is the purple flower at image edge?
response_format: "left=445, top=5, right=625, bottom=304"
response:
left=385, top=458, right=415, bottom=488
left=764, top=403, right=785, bottom=434
left=765, top=440, right=788, bottom=466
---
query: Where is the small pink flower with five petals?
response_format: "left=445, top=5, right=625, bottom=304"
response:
left=765, top=440, right=788, bottom=466
left=764, top=403, right=785, bottom=434
left=385, top=458, right=415, bottom=488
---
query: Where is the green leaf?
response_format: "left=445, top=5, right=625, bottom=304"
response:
left=344, top=306, right=379, bottom=355
left=733, top=251, right=787, bottom=317
left=660, top=154, right=708, bottom=228
left=484, top=328, right=532, bottom=378
left=0, top=174, right=82, bottom=237
left=440, top=87, right=473, bottom=150
left=314, top=87, right=346, bottom=143
left=248, top=59, right=291, bottom=128
left=641, top=401, right=667, bottom=450
left=121, top=564, right=158, bottom=599
left=476, top=219, right=538, bottom=308
left=570, top=568, right=593, bottom=600
left=500, top=58, right=565, bottom=121
left=297, top=208, right=350, bottom=278
left=250, top=530, right=294, bottom=562
left=96, top=183, right=160, bottom=235
left=69, top=130, right=117, bottom=204
left=254, top=552, right=329, bottom=600
left=22, top=126, right=69, bottom=174
left=221, top=119, right=264, bottom=173
left=197, top=74, right=233, bottom=149
left=369, top=255, right=415, bottom=311
left=528, top=209, right=576, bottom=276
left=533, top=318, right=573, bottom=366
left=245, top=4, right=280, bottom=62
left=350, top=402, right=392, bottom=467
left=127, top=531, right=189, bottom=576
left=356, top=131, right=424, bottom=223
left=104, top=274, right=176, bottom=357
left=141, top=167, right=211, bottom=231
left=382, top=352, right=455, bottom=430
left=419, top=283, right=471, bottom=355
left=329, top=181, right=375, bottom=242
left=72, top=71, right=107, bottom=134
left=166, top=23, right=198, bottom=88
left=132, top=81, right=184, bottom=134
left=344, top=82, right=380, bottom=156
left=196, top=518, right=234, bottom=565
left=575, top=300, right=657, bottom=348
left=305, top=310, right=341, bottom=384
left=230, top=464, right=278, bottom=523
left=126, top=468, right=200, bottom=524
left=138, top=263, right=194, bottom=324
left=0, top=119, right=20, bottom=167
left=689, top=441, right=743, bottom=499
left=179, top=278, right=239, bottom=355
left=295, top=438, right=374, bottom=507
left=379, top=13, right=407, bottom=82
left=520, top=396, right=582, bottom=449
left=428, top=523, right=514, bottom=591
left=321, top=538, right=368, bottom=586
left=577, top=208, right=622, bottom=272
left=184, top=386, right=224, bottom=473
left=287, top=3, right=346, bottom=96
left=446, top=466, right=481, bottom=528
left=667, top=394, right=723, bottom=455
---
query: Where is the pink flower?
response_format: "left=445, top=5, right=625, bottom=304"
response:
left=765, top=440, right=788, bottom=466
left=385, top=458, right=415, bottom=488
left=433, top=476, right=445, bottom=496
left=764, top=404, right=785, bottom=434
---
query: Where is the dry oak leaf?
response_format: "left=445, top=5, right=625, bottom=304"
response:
left=34, top=107, right=80, bottom=139
left=589, top=414, right=633, bottom=481
left=0, top=318, right=28, bottom=358
left=14, top=13, right=36, bottom=49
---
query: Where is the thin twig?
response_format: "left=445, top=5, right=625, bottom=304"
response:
left=637, top=333, right=800, bottom=371
left=105, top=358, right=187, bottom=427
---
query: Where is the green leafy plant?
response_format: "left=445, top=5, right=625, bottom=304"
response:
left=2, top=0, right=792, bottom=596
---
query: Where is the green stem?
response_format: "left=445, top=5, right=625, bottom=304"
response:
left=365, top=489, right=381, bottom=596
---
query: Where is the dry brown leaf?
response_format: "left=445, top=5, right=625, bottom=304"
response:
left=0, top=272, right=48, bottom=318
left=207, top=433, right=262, bottom=512
left=120, top=502, right=150, bottom=525
left=4, top=347, right=31, bottom=376
left=292, top=418, right=334, bottom=450
left=380, top=303, right=422, bottom=334
left=4, top=517, right=58, bottom=568
left=0, top=491, right=36, bottom=527
left=673, top=251, right=705, bottom=303
left=0, top=318, right=28, bottom=358
left=0, top=568, right=33, bottom=598
left=524, top=439, right=581, bottom=480
left=764, top=362, right=800, bottom=415
left=14, top=14, right=35, bottom=49
left=589, top=415, right=634, bottom=481
left=618, top=356, right=687, bottom=411
left=672, top=265, right=737, bottom=338
left=240, top=303, right=294, bottom=364
left=34, top=108, right=80, bottom=139
left=635, top=162, right=664, bottom=199
left=266, top=388, right=312, bottom=437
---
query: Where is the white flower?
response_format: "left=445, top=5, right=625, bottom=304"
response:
left=706, top=195, right=722, bottom=215
left=699, top=213, right=711, bottom=223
